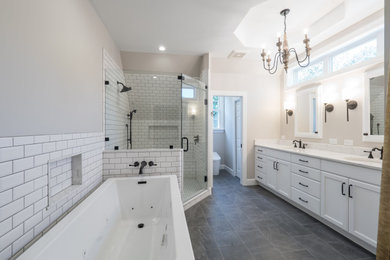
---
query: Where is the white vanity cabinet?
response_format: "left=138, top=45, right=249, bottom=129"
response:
left=254, top=144, right=382, bottom=252
left=265, top=158, right=291, bottom=198
left=255, top=148, right=291, bottom=198
left=321, top=171, right=380, bottom=247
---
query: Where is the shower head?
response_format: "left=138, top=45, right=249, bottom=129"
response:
left=130, top=109, right=137, bottom=114
left=117, top=81, right=131, bottom=93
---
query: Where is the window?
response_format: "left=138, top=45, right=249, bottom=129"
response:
left=182, top=84, right=195, bottom=99
left=213, top=96, right=224, bottom=130
left=297, top=61, right=324, bottom=83
left=286, top=27, right=383, bottom=88
left=331, top=39, right=377, bottom=72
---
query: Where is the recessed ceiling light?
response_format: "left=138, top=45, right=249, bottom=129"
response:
left=158, top=45, right=166, bottom=51
left=153, top=76, right=157, bottom=79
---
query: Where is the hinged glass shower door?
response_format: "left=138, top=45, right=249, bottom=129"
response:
left=180, top=74, right=208, bottom=202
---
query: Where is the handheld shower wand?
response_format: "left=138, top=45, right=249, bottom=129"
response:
left=127, top=109, right=137, bottom=149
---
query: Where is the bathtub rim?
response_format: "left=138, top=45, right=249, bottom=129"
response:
left=16, top=175, right=194, bottom=260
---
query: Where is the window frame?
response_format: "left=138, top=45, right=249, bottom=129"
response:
left=213, top=96, right=225, bottom=131
left=286, top=27, right=384, bottom=89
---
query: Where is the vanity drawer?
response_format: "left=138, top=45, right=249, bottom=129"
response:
left=291, top=163, right=321, bottom=181
left=291, top=187, right=320, bottom=215
left=255, top=146, right=266, bottom=155
left=291, top=154, right=320, bottom=169
left=255, top=161, right=265, bottom=172
left=255, top=153, right=265, bottom=163
left=267, top=149, right=291, bottom=161
left=255, top=170, right=266, bottom=185
left=292, top=173, right=320, bottom=198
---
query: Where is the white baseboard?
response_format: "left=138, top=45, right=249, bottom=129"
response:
left=183, top=188, right=211, bottom=210
left=242, top=178, right=257, bottom=186
left=220, top=164, right=235, bottom=176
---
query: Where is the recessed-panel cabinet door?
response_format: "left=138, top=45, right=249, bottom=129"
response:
left=321, top=171, right=349, bottom=230
left=276, top=160, right=291, bottom=198
left=266, top=157, right=277, bottom=190
left=348, top=179, right=380, bottom=247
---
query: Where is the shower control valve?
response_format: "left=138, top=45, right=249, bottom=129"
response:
left=129, top=161, right=140, bottom=167
left=148, top=161, right=157, bottom=167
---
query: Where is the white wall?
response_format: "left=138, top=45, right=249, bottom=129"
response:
left=210, top=58, right=281, bottom=179
left=0, top=0, right=121, bottom=137
left=213, top=132, right=225, bottom=165
left=121, top=51, right=203, bottom=78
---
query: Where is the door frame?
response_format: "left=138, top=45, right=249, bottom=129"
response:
left=210, top=90, right=248, bottom=186
left=234, top=98, right=242, bottom=179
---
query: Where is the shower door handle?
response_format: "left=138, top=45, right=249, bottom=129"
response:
left=182, top=137, right=189, bottom=152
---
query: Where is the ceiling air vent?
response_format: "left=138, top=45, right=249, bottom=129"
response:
left=228, top=50, right=247, bottom=59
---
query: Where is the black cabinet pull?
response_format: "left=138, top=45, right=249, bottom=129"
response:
left=299, top=159, right=309, bottom=163
left=275, top=162, right=279, bottom=171
left=257, top=176, right=263, bottom=180
left=348, top=184, right=353, bottom=198
left=257, top=165, right=262, bottom=169
left=299, top=197, right=308, bottom=203
left=299, top=182, right=308, bottom=188
left=341, top=182, right=346, bottom=196
left=257, top=156, right=263, bottom=160
left=298, top=169, right=308, bottom=174
left=273, top=161, right=276, bottom=170
left=258, top=149, right=263, bottom=152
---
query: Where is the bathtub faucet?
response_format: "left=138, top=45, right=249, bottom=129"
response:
left=139, top=161, right=147, bottom=175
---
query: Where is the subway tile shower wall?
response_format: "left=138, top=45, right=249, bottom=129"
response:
left=0, top=133, right=104, bottom=260
left=124, top=73, right=182, bottom=149
left=102, top=149, right=183, bottom=191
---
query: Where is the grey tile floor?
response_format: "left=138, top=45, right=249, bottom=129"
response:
left=185, top=170, right=376, bottom=260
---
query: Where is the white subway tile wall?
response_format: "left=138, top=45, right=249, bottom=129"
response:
left=0, top=132, right=104, bottom=259
left=104, top=50, right=130, bottom=150
left=102, top=149, right=183, bottom=191
left=124, top=73, right=182, bottom=150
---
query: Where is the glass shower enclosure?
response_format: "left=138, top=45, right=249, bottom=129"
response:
left=104, top=71, right=208, bottom=202
left=180, top=75, right=208, bottom=201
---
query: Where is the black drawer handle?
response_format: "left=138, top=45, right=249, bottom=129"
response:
left=299, top=182, right=309, bottom=188
left=341, top=182, right=346, bottom=196
left=299, top=197, right=308, bottom=203
left=299, top=159, right=309, bottom=163
left=257, top=157, right=263, bottom=160
left=257, top=165, right=263, bottom=169
left=298, top=169, right=308, bottom=174
left=257, top=176, right=263, bottom=180
left=348, top=184, right=353, bottom=198
left=257, top=149, right=263, bottom=152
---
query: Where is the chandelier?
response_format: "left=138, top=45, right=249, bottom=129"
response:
left=261, top=9, right=311, bottom=74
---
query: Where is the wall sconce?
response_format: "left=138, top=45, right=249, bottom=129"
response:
left=285, top=109, right=293, bottom=124
left=324, top=103, right=334, bottom=123
left=190, top=107, right=197, bottom=118
left=345, top=99, right=358, bottom=122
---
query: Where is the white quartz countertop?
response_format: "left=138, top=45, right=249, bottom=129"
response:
left=255, top=142, right=383, bottom=171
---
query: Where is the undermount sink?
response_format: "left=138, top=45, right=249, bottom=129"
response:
left=343, top=156, right=383, bottom=164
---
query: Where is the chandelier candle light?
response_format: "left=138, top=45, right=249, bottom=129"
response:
left=261, top=9, right=311, bottom=74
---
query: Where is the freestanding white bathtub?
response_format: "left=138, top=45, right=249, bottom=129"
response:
left=17, top=176, right=194, bottom=260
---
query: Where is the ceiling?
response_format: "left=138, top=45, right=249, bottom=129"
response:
left=90, top=0, right=384, bottom=58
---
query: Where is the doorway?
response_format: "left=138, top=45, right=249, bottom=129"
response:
left=212, top=95, right=243, bottom=181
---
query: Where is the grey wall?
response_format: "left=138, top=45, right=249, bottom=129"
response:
left=121, top=51, right=203, bottom=78
left=223, top=97, right=235, bottom=170
left=0, top=0, right=121, bottom=137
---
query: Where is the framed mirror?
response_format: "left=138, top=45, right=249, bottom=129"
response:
left=295, top=84, right=322, bottom=138
left=363, top=66, right=385, bottom=143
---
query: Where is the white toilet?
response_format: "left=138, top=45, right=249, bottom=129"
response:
left=213, top=152, right=221, bottom=175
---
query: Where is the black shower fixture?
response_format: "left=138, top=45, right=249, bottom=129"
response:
left=117, top=81, right=131, bottom=93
